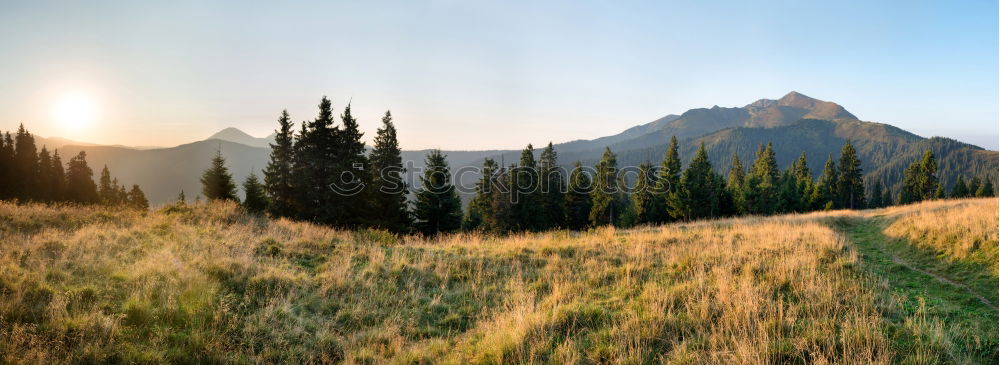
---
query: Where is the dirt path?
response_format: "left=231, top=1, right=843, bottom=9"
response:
left=887, top=252, right=998, bottom=312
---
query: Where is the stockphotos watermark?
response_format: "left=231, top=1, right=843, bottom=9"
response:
left=327, top=161, right=672, bottom=200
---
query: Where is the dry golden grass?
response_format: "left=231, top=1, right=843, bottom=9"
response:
left=881, top=198, right=998, bottom=277
left=0, top=199, right=995, bottom=363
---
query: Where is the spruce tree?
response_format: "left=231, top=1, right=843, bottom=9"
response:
left=98, top=165, right=116, bottom=205
left=667, top=142, right=719, bottom=220
left=565, top=162, right=593, bottom=230
left=36, top=147, right=53, bottom=202
left=12, top=124, right=38, bottom=201
left=811, top=154, right=838, bottom=210
left=293, top=96, right=340, bottom=223
left=49, top=150, right=65, bottom=201
left=511, top=144, right=542, bottom=231
left=882, top=188, right=894, bottom=207
left=466, top=158, right=498, bottom=231
left=413, top=150, right=462, bottom=235
left=900, top=150, right=940, bottom=204
left=652, top=136, right=681, bottom=222
left=177, top=190, right=187, bottom=203
left=976, top=180, right=995, bottom=197
left=242, top=173, right=268, bottom=214
left=836, top=141, right=865, bottom=209
left=0, top=132, right=13, bottom=199
left=590, top=148, right=622, bottom=226
left=869, top=180, right=885, bottom=208
left=539, top=142, right=565, bottom=229
left=200, top=149, right=238, bottom=201
left=65, top=151, right=98, bottom=203
left=967, top=176, right=981, bottom=198
left=264, top=110, right=296, bottom=217
left=631, top=161, right=657, bottom=224
left=127, top=185, right=149, bottom=210
left=726, top=153, right=746, bottom=214
left=368, top=110, right=410, bottom=232
left=744, top=142, right=780, bottom=215
left=335, top=103, right=368, bottom=226
left=950, top=176, right=969, bottom=198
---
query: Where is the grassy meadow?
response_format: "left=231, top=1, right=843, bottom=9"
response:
left=0, top=198, right=996, bottom=364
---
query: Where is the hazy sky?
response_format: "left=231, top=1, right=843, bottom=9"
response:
left=1, top=0, right=997, bottom=150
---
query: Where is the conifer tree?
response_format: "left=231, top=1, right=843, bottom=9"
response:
left=791, top=152, right=813, bottom=212
left=869, top=180, right=885, bottom=208
left=36, top=147, right=53, bottom=202
left=49, top=150, right=65, bottom=201
left=777, top=170, right=802, bottom=213
left=976, top=180, right=994, bottom=197
left=201, top=149, right=238, bottom=201
left=950, top=176, right=969, bottom=198
left=726, top=153, right=746, bottom=214
left=98, top=165, right=116, bottom=205
left=631, top=161, right=657, bottom=224
left=293, top=96, right=340, bottom=223
left=565, top=162, right=593, bottom=230
left=590, top=148, right=622, bottom=226
left=900, top=150, right=939, bottom=204
left=539, top=142, right=565, bottom=229
left=335, top=103, right=368, bottom=226
left=264, top=110, right=296, bottom=217
left=242, top=173, right=268, bottom=214
left=811, top=154, right=838, bottom=210
left=967, top=176, right=981, bottom=198
left=127, top=185, right=149, bottom=210
left=652, top=136, right=681, bottom=222
left=744, top=142, right=780, bottom=215
left=368, top=110, right=410, bottom=232
left=0, top=132, right=13, bottom=199
left=836, top=141, right=865, bottom=209
left=65, top=151, right=98, bottom=203
left=667, top=142, right=719, bottom=220
left=12, top=124, right=38, bottom=200
left=413, top=150, right=462, bottom=235
left=882, top=187, right=894, bottom=207
left=466, top=158, right=497, bottom=231
left=511, top=144, right=542, bottom=231
left=177, top=190, right=187, bottom=203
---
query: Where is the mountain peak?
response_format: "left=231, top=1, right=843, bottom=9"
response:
left=776, top=91, right=857, bottom=120
left=209, top=127, right=255, bottom=140
left=206, top=127, right=274, bottom=148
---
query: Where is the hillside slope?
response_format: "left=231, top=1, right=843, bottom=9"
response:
left=0, top=199, right=995, bottom=363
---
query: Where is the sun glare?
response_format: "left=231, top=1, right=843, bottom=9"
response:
left=52, top=92, right=97, bottom=130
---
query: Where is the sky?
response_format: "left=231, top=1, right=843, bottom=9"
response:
left=0, top=0, right=997, bottom=150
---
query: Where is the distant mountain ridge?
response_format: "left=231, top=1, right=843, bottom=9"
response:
left=46, top=91, right=998, bottom=204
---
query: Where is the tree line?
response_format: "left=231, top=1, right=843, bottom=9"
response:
left=0, top=124, right=148, bottom=209
left=196, top=97, right=995, bottom=236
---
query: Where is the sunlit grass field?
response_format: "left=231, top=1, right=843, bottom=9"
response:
left=0, top=199, right=996, bottom=364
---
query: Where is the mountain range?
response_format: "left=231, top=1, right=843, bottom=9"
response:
left=38, top=91, right=999, bottom=205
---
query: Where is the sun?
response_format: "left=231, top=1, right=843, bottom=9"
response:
left=52, top=92, right=97, bottom=130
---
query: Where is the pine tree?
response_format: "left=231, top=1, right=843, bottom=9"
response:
left=413, top=150, right=462, bottom=235
left=836, top=141, right=865, bottom=209
left=12, top=124, right=38, bottom=201
left=976, top=180, right=995, bottom=197
left=811, top=154, right=838, bottom=210
left=177, top=190, right=187, bottom=203
left=264, top=110, right=296, bottom=217
left=368, top=110, right=410, bottom=232
left=127, top=185, right=149, bottom=210
left=65, top=151, right=98, bottom=203
left=590, top=148, right=622, bottom=226
left=652, top=136, right=681, bottom=222
left=744, top=143, right=780, bottom=215
left=242, top=173, right=268, bottom=214
left=869, top=180, right=885, bottom=208
left=726, top=153, right=746, bottom=214
left=667, top=142, right=719, bottom=220
left=565, top=162, right=593, bottom=230
left=950, top=176, right=969, bottom=198
left=98, top=165, right=116, bottom=205
left=0, top=132, right=13, bottom=199
left=335, top=102, right=368, bottom=226
left=201, top=149, right=238, bottom=201
left=538, top=142, right=565, bottom=229
left=49, top=150, right=65, bottom=201
left=631, top=161, right=657, bottom=224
